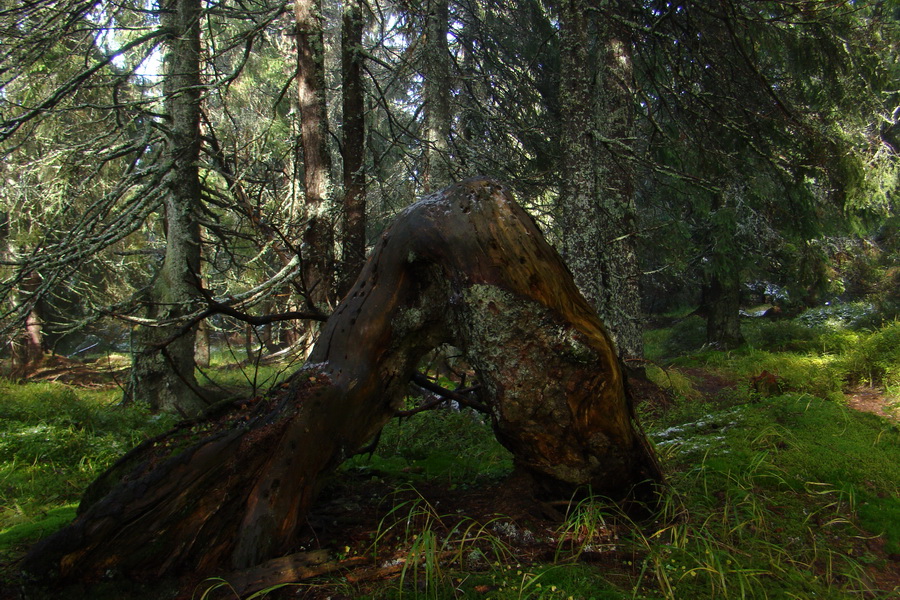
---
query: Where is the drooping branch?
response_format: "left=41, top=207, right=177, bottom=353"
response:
left=153, top=272, right=329, bottom=351
left=408, top=372, right=488, bottom=414
left=23, top=178, right=662, bottom=586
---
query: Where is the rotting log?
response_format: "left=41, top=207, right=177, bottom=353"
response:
left=23, top=178, right=662, bottom=585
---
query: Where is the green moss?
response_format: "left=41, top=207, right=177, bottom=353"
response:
left=0, top=504, right=75, bottom=551
left=857, top=496, right=900, bottom=554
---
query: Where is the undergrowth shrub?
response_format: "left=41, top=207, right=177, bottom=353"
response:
left=660, top=315, right=707, bottom=358
left=796, top=301, right=881, bottom=329
left=817, top=328, right=862, bottom=354
left=744, top=319, right=823, bottom=352
left=676, top=347, right=845, bottom=402
left=843, top=321, right=900, bottom=390
left=742, top=351, right=847, bottom=401
left=645, top=365, right=701, bottom=401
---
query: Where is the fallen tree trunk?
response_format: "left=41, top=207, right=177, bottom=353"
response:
left=24, top=178, right=662, bottom=584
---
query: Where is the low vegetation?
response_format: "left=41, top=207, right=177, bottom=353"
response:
left=2, top=311, right=899, bottom=599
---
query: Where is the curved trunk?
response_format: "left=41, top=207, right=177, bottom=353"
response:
left=24, top=179, right=661, bottom=586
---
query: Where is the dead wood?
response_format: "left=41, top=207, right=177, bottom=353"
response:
left=23, top=178, right=662, bottom=587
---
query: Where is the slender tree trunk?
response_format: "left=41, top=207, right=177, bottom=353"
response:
left=194, top=318, right=211, bottom=368
left=259, top=298, right=276, bottom=352
left=338, top=0, right=367, bottom=296
left=21, top=291, right=43, bottom=366
left=195, top=270, right=211, bottom=368
left=123, top=0, right=206, bottom=416
left=296, top=0, right=336, bottom=310
left=422, top=0, right=451, bottom=191
left=558, top=0, right=643, bottom=360
left=1, top=212, right=44, bottom=378
left=24, top=179, right=661, bottom=589
left=10, top=272, right=44, bottom=379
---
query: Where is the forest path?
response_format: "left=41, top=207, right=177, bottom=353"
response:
left=845, top=385, right=899, bottom=422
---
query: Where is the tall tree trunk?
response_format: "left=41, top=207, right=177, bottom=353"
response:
left=422, top=0, right=451, bottom=191
left=296, top=0, right=336, bottom=310
left=24, top=179, right=662, bottom=589
left=123, top=0, right=205, bottom=416
left=558, top=0, right=643, bottom=361
left=702, top=191, right=745, bottom=349
left=703, top=272, right=745, bottom=349
left=338, top=0, right=367, bottom=296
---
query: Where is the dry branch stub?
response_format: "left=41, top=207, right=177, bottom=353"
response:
left=23, top=178, right=662, bottom=587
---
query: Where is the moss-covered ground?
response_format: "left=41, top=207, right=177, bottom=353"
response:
left=1, top=314, right=899, bottom=599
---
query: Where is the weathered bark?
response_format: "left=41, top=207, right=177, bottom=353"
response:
left=24, top=179, right=661, bottom=588
left=296, top=0, right=336, bottom=309
left=123, top=0, right=206, bottom=416
left=338, top=0, right=367, bottom=296
left=558, top=0, right=644, bottom=360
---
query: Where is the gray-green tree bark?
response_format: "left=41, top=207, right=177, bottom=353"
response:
left=24, top=179, right=661, bottom=591
left=123, top=0, right=206, bottom=416
left=558, top=0, right=643, bottom=360
left=422, top=0, right=452, bottom=191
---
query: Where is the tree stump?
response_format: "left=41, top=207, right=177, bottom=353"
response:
left=24, top=178, right=662, bottom=585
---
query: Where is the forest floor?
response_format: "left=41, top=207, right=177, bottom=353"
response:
left=684, top=367, right=898, bottom=423
left=287, top=370, right=900, bottom=600
left=3, top=316, right=900, bottom=599
left=26, top=354, right=130, bottom=389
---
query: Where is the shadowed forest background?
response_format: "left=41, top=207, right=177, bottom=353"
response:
left=0, top=0, right=899, bottom=598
